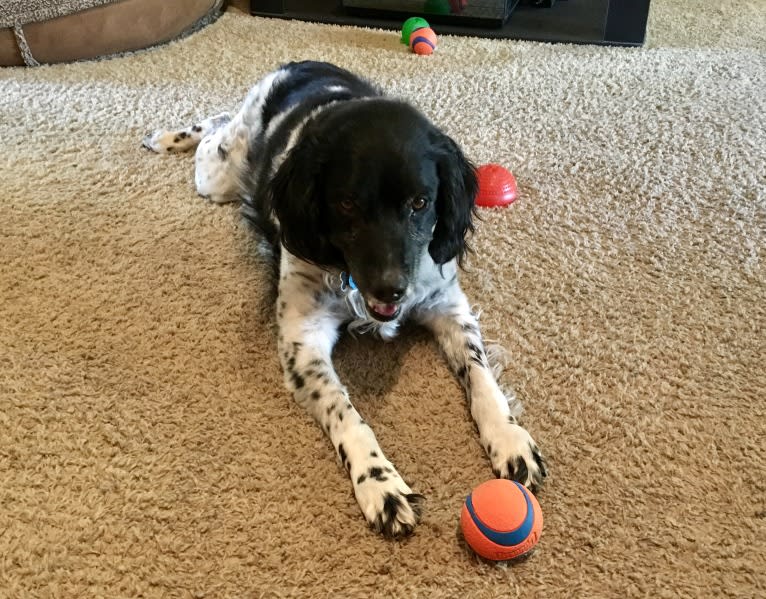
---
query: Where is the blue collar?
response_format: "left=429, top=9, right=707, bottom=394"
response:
left=340, top=271, right=357, bottom=291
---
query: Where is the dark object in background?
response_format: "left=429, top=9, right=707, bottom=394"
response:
left=250, top=0, right=651, bottom=46
left=529, top=0, right=556, bottom=6
left=342, top=0, right=519, bottom=27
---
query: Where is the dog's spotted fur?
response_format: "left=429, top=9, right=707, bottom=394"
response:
left=143, top=61, right=546, bottom=538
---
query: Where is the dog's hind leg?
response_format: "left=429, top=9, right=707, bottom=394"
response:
left=142, top=113, right=232, bottom=154
left=142, top=111, right=243, bottom=204
left=190, top=68, right=290, bottom=194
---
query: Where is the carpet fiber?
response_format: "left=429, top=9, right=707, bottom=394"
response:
left=1, top=1, right=765, bottom=596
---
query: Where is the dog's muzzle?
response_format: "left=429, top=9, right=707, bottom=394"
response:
left=366, top=300, right=402, bottom=322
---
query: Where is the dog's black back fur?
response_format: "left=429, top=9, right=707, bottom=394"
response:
left=242, top=62, right=382, bottom=256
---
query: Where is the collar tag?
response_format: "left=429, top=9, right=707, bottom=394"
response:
left=340, top=271, right=357, bottom=292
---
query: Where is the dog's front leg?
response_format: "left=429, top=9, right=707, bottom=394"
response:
left=277, top=266, right=424, bottom=537
left=417, top=283, right=548, bottom=491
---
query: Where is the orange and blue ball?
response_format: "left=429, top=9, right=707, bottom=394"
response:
left=460, top=479, right=543, bottom=561
left=409, top=27, right=437, bottom=56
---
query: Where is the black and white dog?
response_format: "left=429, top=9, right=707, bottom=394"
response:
left=143, top=61, right=546, bottom=538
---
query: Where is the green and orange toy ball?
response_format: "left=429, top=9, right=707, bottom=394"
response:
left=401, top=17, right=437, bottom=55
left=460, top=479, right=543, bottom=561
left=409, top=27, right=437, bottom=55
left=401, top=17, right=430, bottom=44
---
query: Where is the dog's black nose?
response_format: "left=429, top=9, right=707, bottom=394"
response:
left=373, top=285, right=406, bottom=304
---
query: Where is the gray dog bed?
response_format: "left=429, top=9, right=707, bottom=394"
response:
left=0, top=0, right=223, bottom=66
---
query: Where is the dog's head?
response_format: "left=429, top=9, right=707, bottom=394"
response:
left=270, top=99, right=477, bottom=321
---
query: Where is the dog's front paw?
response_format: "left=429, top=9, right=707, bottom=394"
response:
left=352, top=462, right=425, bottom=538
left=484, top=421, right=548, bottom=492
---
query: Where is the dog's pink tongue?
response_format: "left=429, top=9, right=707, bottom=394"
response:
left=371, top=302, right=398, bottom=317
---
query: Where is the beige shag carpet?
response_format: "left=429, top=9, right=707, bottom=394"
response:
left=2, top=1, right=765, bottom=596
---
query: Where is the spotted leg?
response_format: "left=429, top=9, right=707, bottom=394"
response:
left=417, top=283, right=547, bottom=491
left=142, top=110, right=247, bottom=203
left=277, top=257, right=425, bottom=537
left=141, top=112, right=232, bottom=154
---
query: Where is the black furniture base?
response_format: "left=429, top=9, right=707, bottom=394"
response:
left=250, top=0, right=651, bottom=46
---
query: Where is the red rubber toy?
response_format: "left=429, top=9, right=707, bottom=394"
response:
left=475, top=164, right=518, bottom=207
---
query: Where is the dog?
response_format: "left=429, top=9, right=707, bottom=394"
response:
left=143, top=61, right=546, bottom=538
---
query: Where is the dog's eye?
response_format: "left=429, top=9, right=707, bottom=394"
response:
left=339, top=197, right=356, bottom=213
left=411, top=196, right=428, bottom=212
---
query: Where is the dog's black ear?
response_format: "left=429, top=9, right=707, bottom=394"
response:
left=268, top=135, right=341, bottom=267
left=429, top=133, right=478, bottom=266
